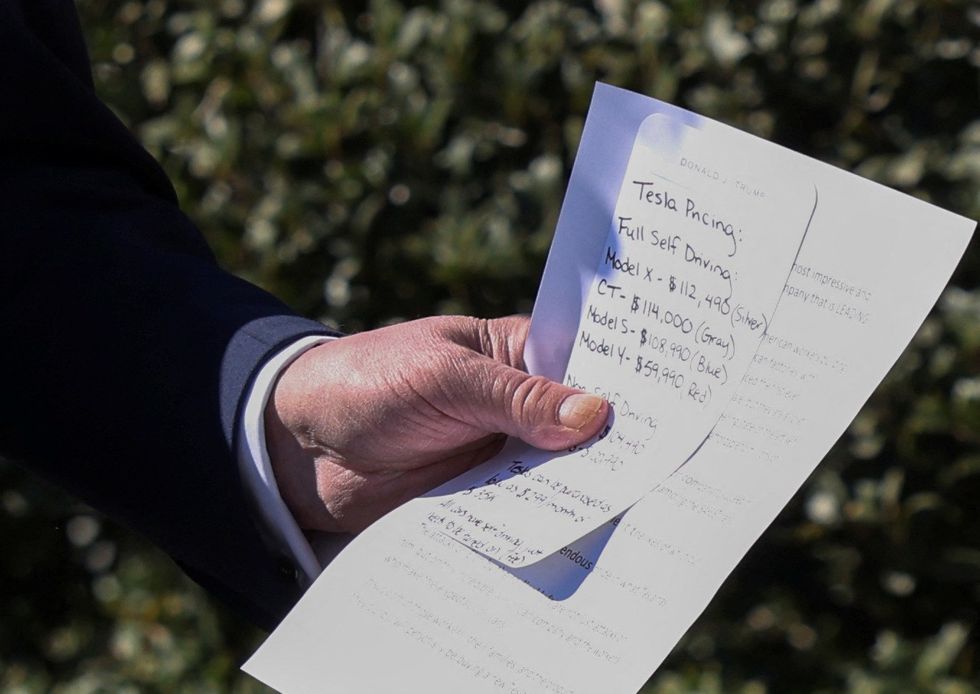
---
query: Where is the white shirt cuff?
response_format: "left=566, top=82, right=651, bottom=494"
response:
left=237, top=335, right=336, bottom=586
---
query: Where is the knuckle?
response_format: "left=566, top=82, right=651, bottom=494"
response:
left=475, top=317, right=496, bottom=357
left=507, top=374, right=555, bottom=425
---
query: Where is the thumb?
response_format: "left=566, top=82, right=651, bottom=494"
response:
left=459, top=357, right=609, bottom=451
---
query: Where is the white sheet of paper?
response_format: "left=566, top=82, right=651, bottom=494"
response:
left=244, top=84, right=975, bottom=694
left=419, top=102, right=818, bottom=568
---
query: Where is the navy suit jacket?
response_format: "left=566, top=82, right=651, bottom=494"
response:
left=0, top=0, right=337, bottom=629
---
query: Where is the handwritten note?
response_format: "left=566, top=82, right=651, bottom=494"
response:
left=244, top=84, right=975, bottom=694
left=427, top=109, right=816, bottom=567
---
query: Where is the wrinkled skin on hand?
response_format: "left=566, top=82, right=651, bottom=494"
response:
left=265, top=315, right=608, bottom=533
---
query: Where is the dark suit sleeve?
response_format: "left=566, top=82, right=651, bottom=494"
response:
left=0, top=0, right=337, bottom=629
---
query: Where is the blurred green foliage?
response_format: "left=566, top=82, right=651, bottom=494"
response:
left=1, top=0, right=977, bottom=691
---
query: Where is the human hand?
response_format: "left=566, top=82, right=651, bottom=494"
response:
left=264, top=315, right=608, bottom=533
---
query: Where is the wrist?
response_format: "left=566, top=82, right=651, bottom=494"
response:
left=264, top=339, right=341, bottom=532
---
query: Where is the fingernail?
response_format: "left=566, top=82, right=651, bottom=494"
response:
left=558, top=393, right=604, bottom=430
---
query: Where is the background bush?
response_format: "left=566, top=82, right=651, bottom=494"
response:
left=1, top=0, right=977, bottom=691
